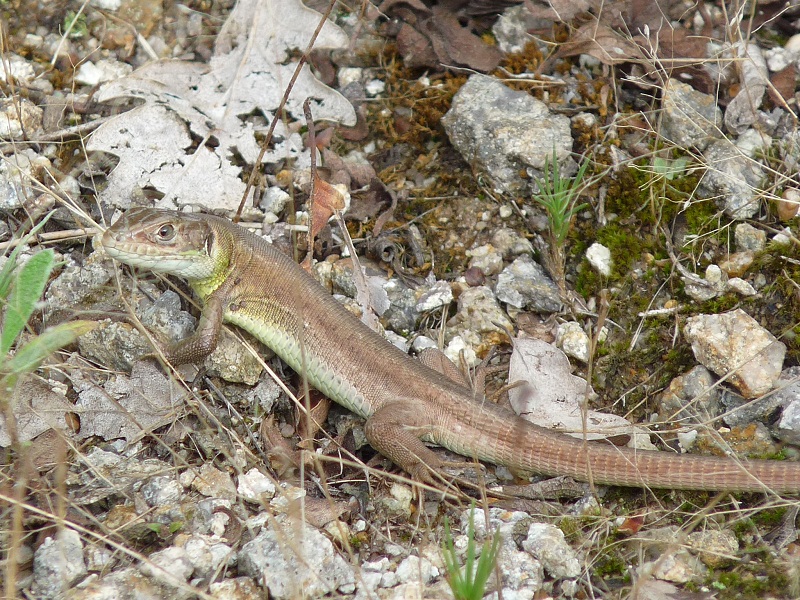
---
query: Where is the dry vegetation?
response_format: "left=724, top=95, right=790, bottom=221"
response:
left=1, top=0, right=800, bottom=599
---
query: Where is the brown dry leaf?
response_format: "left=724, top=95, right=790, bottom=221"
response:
left=260, top=415, right=301, bottom=479
left=395, top=23, right=440, bottom=69
left=0, top=377, right=74, bottom=446
left=627, top=0, right=684, bottom=33
left=296, top=496, right=350, bottom=529
left=309, top=178, right=347, bottom=243
left=425, top=5, right=503, bottom=72
left=634, top=28, right=714, bottom=92
left=347, top=178, right=393, bottom=223
left=297, top=391, right=332, bottom=449
left=523, top=0, right=591, bottom=23
left=554, top=20, right=644, bottom=65
left=769, top=63, right=797, bottom=106
left=382, top=0, right=502, bottom=72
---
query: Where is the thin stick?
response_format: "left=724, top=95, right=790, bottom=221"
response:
left=235, top=0, right=338, bottom=220
left=0, top=227, right=97, bottom=252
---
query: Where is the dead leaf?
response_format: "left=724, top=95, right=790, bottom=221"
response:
left=554, top=20, right=644, bottom=66
left=508, top=338, right=652, bottom=444
left=627, top=0, right=684, bottom=33
left=523, top=0, right=591, bottom=23
left=382, top=0, right=502, bottom=72
left=260, top=415, right=301, bottom=479
left=308, top=179, right=348, bottom=245
left=70, top=360, right=186, bottom=444
left=769, top=63, right=797, bottom=106
left=425, top=6, right=503, bottom=72
left=88, top=0, right=355, bottom=212
left=0, top=377, right=74, bottom=447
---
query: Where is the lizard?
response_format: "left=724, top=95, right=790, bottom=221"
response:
left=100, top=208, right=800, bottom=493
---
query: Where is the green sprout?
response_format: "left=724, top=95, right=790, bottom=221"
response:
left=442, top=506, right=502, bottom=600
left=532, top=149, right=590, bottom=246
left=63, top=11, right=89, bottom=39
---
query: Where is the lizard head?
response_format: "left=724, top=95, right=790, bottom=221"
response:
left=101, top=208, right=221, bottom=281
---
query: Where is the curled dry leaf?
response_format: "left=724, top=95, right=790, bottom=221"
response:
left=508, top=338, right=652, bottom=445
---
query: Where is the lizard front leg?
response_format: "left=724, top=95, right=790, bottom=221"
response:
left=155, top=293, right=224, bottom=365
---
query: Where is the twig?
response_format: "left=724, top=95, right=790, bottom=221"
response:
left=0, top=227, right=98, bottom=252
left=236, top=0, right=338, bottom=219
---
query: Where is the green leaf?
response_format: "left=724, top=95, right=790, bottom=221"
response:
left=1, top=250, right=55, bottom=355
left=3, top=320, right=96, bottom=377
left=0, top=213, right=53, bottom=301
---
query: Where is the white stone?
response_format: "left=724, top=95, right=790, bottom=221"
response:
left=365, top=79, right=385, bottom=97
left=586, top=242, right=612, bottom=276
left=237, top=468, right=276, bottom=503
left=556, top=321, right=590, bottom=363
left=727, top=277, right=756, bottom=296
left=338, top=67, right=362, bottom=87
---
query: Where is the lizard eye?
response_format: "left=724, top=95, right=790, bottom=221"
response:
left=156, top=224, right=175, bottom=241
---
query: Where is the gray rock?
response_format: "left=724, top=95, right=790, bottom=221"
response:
left=698, top=130, right=769, bottom=219
left=44, top=255, right=115, bottom=315
left=497, top=549, right=544, bottom=596
left=142, top=476, right=183, bottom=507
left=237, top=468, right=277, bottom=503
left=657, top=366, right=722, bottom=424
left=64, top=568, right=165, bottom=600
left=585, top=242, right=612, bottom=277
left=442, top=74, right=573, bottom=195
left=0, top=148, right=48, bottom=209
left=139, top=290, right=196, bottom=344
left=467, top=244, right=504, bottom=276
left=238, top=520, right=354, bottom=599
left=495, top=255, right=561, bottom=312
left=522, top=522, right=580, bottom=579
left=734, top=222, right=766, bottom=252
left=415, top=279, right=453, bottom=312
left=78, top=319, right=152, bottom=371
left=556, top=321, right=590, bottom=363
left=492, top=4, right=546, bottom=54
left=445, top=286, right=513, bottom=364
left=491, top=227, right=534, bottom=259
left=139, top=546, right=194, bottom=591
left=727, top=277, right=757, bottom=296
left=72, top=448, right=173, bottom=505
left=773, top=368, right=800, bottom=444
left=394, top=555, right=439, bottom=585
left=382, top=278, right=420, bottom=334
left=0, top=53, right=35, bottom=84
left=208, top=577, right=262, bottom=600
left=687, top=530, right=739, bottom=569
left=204, top=329, right=263, bottom=385
left=179, top=534, right=234, bottom=580
left=660, top=79, right=723, bottom=151
left=0, top=97, right=42, bottom=140
left=32, top=529, right=87, bottom=599
left=684, top=309, right=785, bottom=398
left=192, top=463, right=237, bottom=501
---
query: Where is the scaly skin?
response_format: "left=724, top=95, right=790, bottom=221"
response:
left=101, top=208, right=800, bottom=492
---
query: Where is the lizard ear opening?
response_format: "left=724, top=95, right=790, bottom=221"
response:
left=204, top=231, right=215, bottom=257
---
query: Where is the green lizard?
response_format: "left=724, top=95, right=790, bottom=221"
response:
left=101, top=208, right=800, bottom=492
